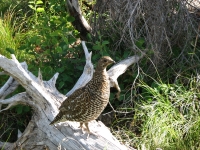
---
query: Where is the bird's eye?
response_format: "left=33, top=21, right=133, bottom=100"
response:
left=104, top=59, right=107, bottom=62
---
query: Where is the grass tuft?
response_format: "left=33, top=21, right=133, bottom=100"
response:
left=0, top=6, right=27, bottom=59
left=112, top=77, right=200, bottom=150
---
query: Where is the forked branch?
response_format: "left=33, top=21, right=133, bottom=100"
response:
left=0, top=41, right=141, bottom=150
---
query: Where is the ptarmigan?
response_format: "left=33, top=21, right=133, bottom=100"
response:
left=50, top=56, right=115, bottom=136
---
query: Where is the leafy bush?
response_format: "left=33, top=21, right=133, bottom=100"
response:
left=18, top=0, right=85, bottom=93
left=0, top=0, right=82, bottom=142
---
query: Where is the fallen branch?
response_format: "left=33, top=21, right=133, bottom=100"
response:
left=0, top=41, right=141, bottom=150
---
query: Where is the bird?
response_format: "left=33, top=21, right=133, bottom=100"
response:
left=50, top=56, right=115, bottom=136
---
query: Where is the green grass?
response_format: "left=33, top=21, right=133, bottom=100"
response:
left=0, top=6, right=28, bottom=60
left=0, top=5, right=33, bottom=144
left=112, top=79, right=200, bottom=150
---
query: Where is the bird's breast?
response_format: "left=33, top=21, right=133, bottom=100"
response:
left=70, top=71, right=111, bottom=122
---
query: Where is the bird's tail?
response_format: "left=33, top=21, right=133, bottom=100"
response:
left=49, top=111, right=64, bottom=125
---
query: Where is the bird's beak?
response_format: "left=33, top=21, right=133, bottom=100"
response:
left=112, top=60, right=116, bottom=64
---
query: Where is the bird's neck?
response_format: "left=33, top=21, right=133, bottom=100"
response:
left=87, top=67, right=109, bottom=95
left=92, top=68, right=108, bottom=85
left=94, top=67, right=106, bottom=75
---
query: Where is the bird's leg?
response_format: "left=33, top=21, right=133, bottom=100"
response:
left=79, top=122, right=98, bottom=138
left=79, top=122, right=84, bottom=133
left=84, top=122, right=91, bottom=133
left=79, top=122, right=91, bottom=138
left=79, top=122, right=83, bottom=128
left=84, top=122, right=98, bottom=138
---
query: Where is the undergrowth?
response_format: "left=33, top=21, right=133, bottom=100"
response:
left=112, top=76, right=200, bottom=150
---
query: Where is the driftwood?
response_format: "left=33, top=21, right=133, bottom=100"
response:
left=0, top=41, right=142, bottom=150
left=66, top=0, right=92, bottom=40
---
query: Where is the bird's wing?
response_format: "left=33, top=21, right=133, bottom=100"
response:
left=59, top=86, right=90, bottom=120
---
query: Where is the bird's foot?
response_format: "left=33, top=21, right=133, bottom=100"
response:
left=79, top=122, right=98, bottom=139
left=86, top=130, right=98, bottom=139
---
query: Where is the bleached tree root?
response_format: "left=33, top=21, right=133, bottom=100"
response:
left=0, top=41, right=141, bottom=150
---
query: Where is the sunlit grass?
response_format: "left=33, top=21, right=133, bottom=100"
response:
left=0, top=18, right=16, bottom=57
left=0, top=6, right=28, bottom=60
left=112, top=78, right=200, bottom=150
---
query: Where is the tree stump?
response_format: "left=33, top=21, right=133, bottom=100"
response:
left=0, top=41, right=142, bottom=150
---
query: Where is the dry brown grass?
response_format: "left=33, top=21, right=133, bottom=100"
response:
left=89, top=2, right=200, bottom=149
left=91, top=0, right=200, bottom=79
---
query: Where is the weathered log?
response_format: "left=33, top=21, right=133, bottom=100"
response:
left=0, top=41, right=141, bottom=150
left=66, top=0, right=92, bottom=40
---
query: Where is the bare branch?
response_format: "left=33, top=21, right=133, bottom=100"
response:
left=48, top=73, right=59, bottom=87
left=0, top=62, right=28, bottom=99
left=0, top=54, right=64, bottom=111
left=66, top=41, right=94, bottom=96
left=66, top=0, right=92, bottom=40
left=0, top=77, right=19, bottom=99
left=108, top=55, right=143, bottom=96
left=0, top=43, right=141, bottom=149
left=0, top=93, right=32, bottom=112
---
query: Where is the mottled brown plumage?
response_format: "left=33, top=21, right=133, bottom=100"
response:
left=50, top=56, right=115, bottom=134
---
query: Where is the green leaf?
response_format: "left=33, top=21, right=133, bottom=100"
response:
left=23, top=106, right=30, bottom=112
left=76, top=66, right=83, bottom=71
left=28, top=1, right=35, bottom=4
left=101, top=51, right=109, bottom=56
left=6, top=48, right=15, bottom=54
left=68, top=37, right=76, bottom=44
left=36, top=38, right=41, bottom=45
left=67, top=16, right=75, bottom=22
left=109, top=93, right=115, bottom=102
left=93, top=45, right=101, bottom=50
left=57, top=67, right=65, bottom=73
left=123, top=51, right=129, bottom=58
left=102, top=41, right=109, bottom=45
left=36, top=0, right=43, bottom=4
left=63, top=75, right=73, bottom=82
left=28, top=5, right=36, bottom=10
left=135, top=37, right=145, bottom=49
left=119, top=95, right=124, bottom=101
left=62, top=44, right=68, bottom=50
left=50, top=30, right=60, bottom=36
left=55, top=46, right=62, bottom=53
left=59, top=81, right=65, bottom=88
left=16, top=105, right=23, bottom=114
left=62, top=36, right=68, bottom=43
left=36, top=7, right=45, bottom=12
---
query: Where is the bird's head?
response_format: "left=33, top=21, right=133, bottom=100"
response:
left=97, top=56, right=115, bottom=70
